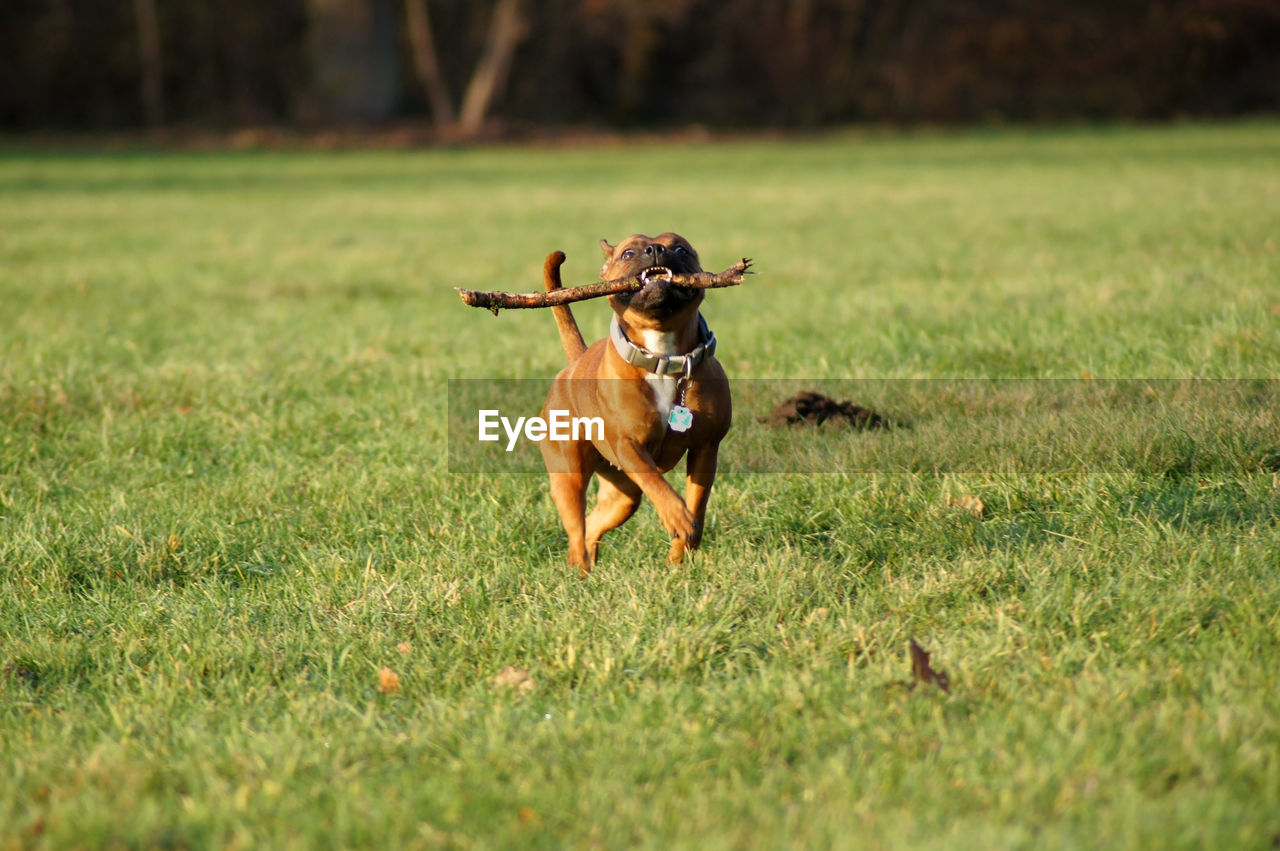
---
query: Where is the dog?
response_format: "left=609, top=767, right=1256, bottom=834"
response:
left=539, top=233, right=731, bottom=576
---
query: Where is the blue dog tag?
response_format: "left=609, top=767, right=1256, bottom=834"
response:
left=668, top=404, right=693, bottom=432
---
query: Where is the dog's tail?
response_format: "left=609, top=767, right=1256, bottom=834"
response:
left=544, top=251, right=587, bottom=362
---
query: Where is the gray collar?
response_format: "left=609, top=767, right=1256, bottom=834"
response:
left=609, top=314, right=717, bottom=377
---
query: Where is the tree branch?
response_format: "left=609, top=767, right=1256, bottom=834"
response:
left=457, top=258, right=752, bottom=314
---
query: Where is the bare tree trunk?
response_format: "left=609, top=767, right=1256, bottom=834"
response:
left=617, top=8, right=657, bottom=117
left=306, top=0, right=400, bottom=123
left=457, top=0, right=526, bottom=137
left=134, top=0, right=164, bottom=126
left=405, top=0, right=456, bottom=128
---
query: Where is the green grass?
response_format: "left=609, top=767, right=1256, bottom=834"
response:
left=3, top=122, right=1280, bottom=848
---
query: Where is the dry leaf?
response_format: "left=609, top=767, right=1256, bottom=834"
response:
left=377, top=666, right=400, bottom=694
left=909, top=639, right=950, bottom=693
left=3, top=663, right=40, bottom=687
left=949, top=494, right=985, bottom=517
left=517, top=806, right=538, bottom=824
left=492, top=666, right=535, bottom=695
left=396, top=641, right=412, bottom=654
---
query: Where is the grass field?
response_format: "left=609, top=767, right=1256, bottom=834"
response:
left=2, top=123, right=1279, bottom=849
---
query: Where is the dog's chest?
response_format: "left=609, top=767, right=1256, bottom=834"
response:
left=638, top=329, right=681, bottom=422
left=644, top=375, right=679, bottom=422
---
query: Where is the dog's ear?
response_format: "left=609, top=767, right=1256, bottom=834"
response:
left=599, top=238, right=615, bottom=259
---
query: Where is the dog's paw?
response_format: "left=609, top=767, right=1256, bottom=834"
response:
left=667, top=526, right=706, bottom=564
left=657, top=503, right=698, bottom=543
left=566, top=546, right=593, bottom=578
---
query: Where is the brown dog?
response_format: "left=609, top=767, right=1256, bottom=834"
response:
left=539, top=233, right=731, bottom=576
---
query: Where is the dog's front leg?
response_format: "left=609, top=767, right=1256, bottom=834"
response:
left=547, top=471, right=592, bottom=576
left=611, top=440, right=698, bottom=550
left=672, top=441, right=721, bottom=562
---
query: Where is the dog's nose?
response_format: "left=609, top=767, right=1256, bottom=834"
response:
left=644, top=244, right=666, bottom=258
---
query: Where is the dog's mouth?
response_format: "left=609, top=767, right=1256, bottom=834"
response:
left=613, top=265, right=700, bottom=315
left=639, top=266, right=674, bottom=285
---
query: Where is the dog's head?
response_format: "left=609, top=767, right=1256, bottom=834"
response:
left=600, top=233, right=704, bottom=329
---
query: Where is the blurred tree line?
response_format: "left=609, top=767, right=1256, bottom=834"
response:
left=3, top=0, right=1276, bottom=134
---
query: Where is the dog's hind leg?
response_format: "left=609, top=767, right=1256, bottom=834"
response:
left=585, top=471, right=643, bottom=566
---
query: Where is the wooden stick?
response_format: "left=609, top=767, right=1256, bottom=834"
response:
left=457, top=258, right=752, bottom=313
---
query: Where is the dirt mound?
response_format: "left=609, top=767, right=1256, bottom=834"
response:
left=759, top=391, right=895, bottom=430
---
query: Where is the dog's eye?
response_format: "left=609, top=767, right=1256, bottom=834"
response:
left=621, top=249, right=636, bottom=260
left=673, top=245, right=687, bottom=255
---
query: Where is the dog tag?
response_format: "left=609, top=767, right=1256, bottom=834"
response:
left=668, top=404, right=693, bottom=432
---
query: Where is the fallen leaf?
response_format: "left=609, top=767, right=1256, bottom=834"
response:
left=909, top=639, right=951, bottom=693
left=949, top=494, right=985, bottom=517
left=377, top=666, right=400, bottom=694
left=3, top=663, right=40, bottom=687
left=492, top=666, right=535, bottom=695
left=517, top=806, right=538, bottom=824
left=396, top=641, right=412, bottom=654
left=805, top=607, right=829, bottom=625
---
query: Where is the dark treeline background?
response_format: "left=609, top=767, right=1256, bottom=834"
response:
left=4, top=0, right=1277, bottom=135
